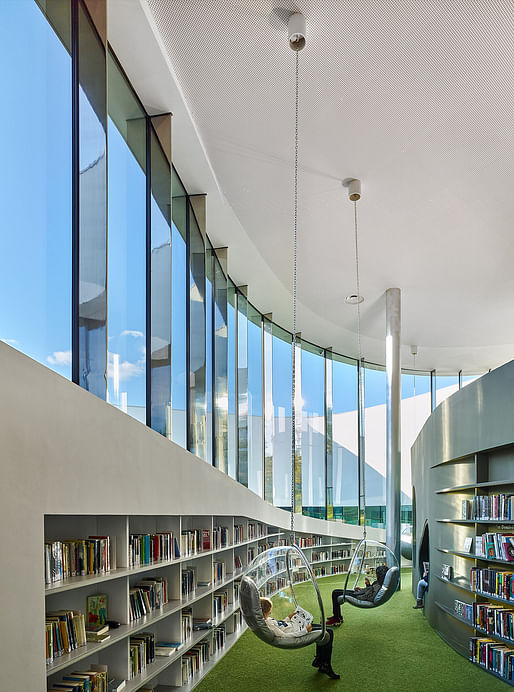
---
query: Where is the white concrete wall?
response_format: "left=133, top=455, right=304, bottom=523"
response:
left=0, top=342, right=383, bottom=690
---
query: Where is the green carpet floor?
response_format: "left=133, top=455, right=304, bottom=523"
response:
left=195, top=570, right=506, bottom=692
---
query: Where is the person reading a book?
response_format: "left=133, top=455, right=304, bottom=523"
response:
left=327, top=564, right=389, bottom=625
left=413, top=564, right=429, bottom=609
left=260, top=597, right=340, bottom=680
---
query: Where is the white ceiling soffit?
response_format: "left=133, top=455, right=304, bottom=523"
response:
left=110, top=0, right=514, bottom=373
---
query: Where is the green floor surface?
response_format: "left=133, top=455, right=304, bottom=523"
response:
left=195, top=571, right=507, bottom=692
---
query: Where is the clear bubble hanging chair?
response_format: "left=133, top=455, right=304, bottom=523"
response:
left=240, top=13, right=329, bottom=651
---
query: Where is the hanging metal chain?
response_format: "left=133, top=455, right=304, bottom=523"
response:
left=353, top=199, right=367, bottom=538
left=290, top=49, right=299, bottom=542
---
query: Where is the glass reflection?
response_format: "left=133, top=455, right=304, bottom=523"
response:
left=237, top=292, right=248, bottom=486
left=107, top=53, right=146, bottom=422
left=171, top=170, right=187, bottom=447
left=150, top=129, right=172, bottom=437
left=272, top=325, right=292, bottom=509
left=214, top=256, right=228, bottom=472
left=0, top=0, right=71, bottom=376
left=363, top=364, right=387, bottom=528
left=247, top=303, right=263, bottom=496
left=188, top=204, right=206, bottom=459
left=435, top=374, right=459, bottom=406
left=227, top=280, right=237, bottom=478
left=301, top=342, right=325, bottom=518
left=332, top=355, right=359, bottom=524
left=78, top=2, right=107, bottom=398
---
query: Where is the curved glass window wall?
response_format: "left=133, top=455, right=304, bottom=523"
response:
left=2, top=0, right=489, bottom=529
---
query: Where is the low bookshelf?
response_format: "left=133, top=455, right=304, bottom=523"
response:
left=45, top=513, right=365, bottom=691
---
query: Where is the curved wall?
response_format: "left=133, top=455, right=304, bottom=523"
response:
left=0, top=341, right=383, bottom=690
left=411, top=359, right=514, bottom=658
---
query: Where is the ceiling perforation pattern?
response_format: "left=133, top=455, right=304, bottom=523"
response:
left=145, top=0, right=514, bottom=372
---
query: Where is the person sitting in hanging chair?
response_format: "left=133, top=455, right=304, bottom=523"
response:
left=260, top=598, right=340, bottom=680
left=327, top=564, right=389, bottom=626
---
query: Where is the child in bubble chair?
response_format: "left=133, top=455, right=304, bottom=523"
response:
left=260, top=597, right=339, bottom=680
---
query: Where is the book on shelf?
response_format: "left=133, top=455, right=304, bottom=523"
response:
left=462, top=537, right=473, bottom=553
left=44, top=536, right=112, bottom=584
left=46, top=610, right=87, bottom=662
left=202, top=528, right=211, bottom=551
left=470, top=566, right=514, bottom=600
left=129, top=531, right=173, bottom=567
left=155, top=641, right=183, bottom=656
left=107, top=680, right=126, bottom=692
left=86, top=630, right=110, bottom=643
left=441, top=564, right=452, bottom=581
left=86, top=594, right=108, bottom=629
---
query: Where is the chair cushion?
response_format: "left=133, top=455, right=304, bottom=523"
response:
left=240, top=576, right=326, bottom=649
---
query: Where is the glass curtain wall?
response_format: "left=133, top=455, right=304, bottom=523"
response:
left=107, top=52, right=146, bottom=422
left=227, top=281, right=237, bottom=479
left=149, top=128, right=172, bottom=437
left=272, top=325, right=293, bottom=509
left=171, top=170, right=187, bottom=447
left=332, top=355, right=359, bottom=524
left=363, top=363, right=387, bottom=528
left=213, top=256, right=228, bottom=472
left=0, top=0, right=72, bottom=377
left=188, top=203, right=206, bottom=459
left=401, top=370, right=431, bottom=525
left=77, top=1, right=107, bottom=398
left=301, top=342, right=325, bottom=518
left=247, top=303, right=263, bottom=497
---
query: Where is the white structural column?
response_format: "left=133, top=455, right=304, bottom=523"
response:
left=386, top=287, right=402, bottom=566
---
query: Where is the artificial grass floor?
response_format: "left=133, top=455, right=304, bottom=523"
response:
left=195, top=570, right=506, bottom=692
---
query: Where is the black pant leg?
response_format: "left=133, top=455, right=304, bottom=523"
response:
left=315, top=627, right=334, bottom=665
left=331, top=589, right=345, bottom=618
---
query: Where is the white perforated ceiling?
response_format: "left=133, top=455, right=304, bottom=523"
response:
left=142, top=0, right=514, bottom=371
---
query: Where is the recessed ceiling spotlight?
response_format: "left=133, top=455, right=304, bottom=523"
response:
left=345, top=294, right=364, bottom=304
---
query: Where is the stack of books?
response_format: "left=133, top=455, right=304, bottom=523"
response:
left=129, top=633, right=155, bottom=679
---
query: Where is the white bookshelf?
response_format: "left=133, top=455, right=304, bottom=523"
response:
left=45, top=514, right=383, bottom=690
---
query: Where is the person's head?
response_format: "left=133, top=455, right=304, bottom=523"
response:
left=376, top=564, right=388, bottom=585
left=260, top=597, right=273, bottom=618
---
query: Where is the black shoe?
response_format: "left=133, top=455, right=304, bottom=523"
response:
left=318, top=664, right=340, bottom=680
left=413, top=599, right=424, bottom=609
left=312, top=656, right=321, bottom=668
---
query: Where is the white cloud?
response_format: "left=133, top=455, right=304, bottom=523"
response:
left=47, top=350, right=72, bottom=366
left=108, top=352, right=145, bottom=382
left=1, top=338, right=18, bottom=345
left=121, top=330, right=144, bottom=338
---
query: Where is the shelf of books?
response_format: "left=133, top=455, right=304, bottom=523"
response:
left=432, top=448, right=514, bottom=686
left=45, top=514, right=366, bottom=691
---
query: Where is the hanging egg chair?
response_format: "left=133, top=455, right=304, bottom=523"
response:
left=240, top=544, right=328, bottom=649
left=338, top=538, right=400, bottom=609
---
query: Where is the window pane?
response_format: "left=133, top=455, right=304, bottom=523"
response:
left=301, top=342, right=325, bottom=518
left=401, top=370, right=431, bottom=527
left=248, top=304, right=263, bottom=496
left=78, top=2, right=107, bottom=398
left=332, top=355, right=359, bottom=524
left=227, top=280, right=237, bottom=478
left=205, top=240, right=213, bottom=464
left=461, top=373, right=482, bottom=388
left=150, top=130, right=172, bottom=437
left=214, top=257, right=228, bottom=472
left=272, top=325, right=292, bottom=509
left=171, top=170, right=187, bottom=447
left=189, top=205, right=206, bottom=458
left=237, top=293, right=248, bottom=486
left=0, top=0, right=71, bottom=375
left=107, top=53, right=146, bottom=423
left=364, top=364, right=386, bottom=528
left=435, top=374, right=459, bottom=407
